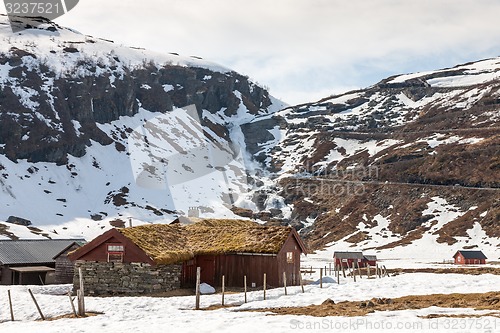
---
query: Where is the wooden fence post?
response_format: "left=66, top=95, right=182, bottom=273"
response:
left=356, top=261, right=362, bottom=279
left=8, top=290, right=14, bottom=321
left=221, top=275, right=225, bottom=306
left=78, top=267, right=85, bottom=316
left=367, top=264, right=371, bottom=278
left=28, top=289, right=45, bottom=321
left=244, top=275, right=247, bottom=303
left=336, top=265, right=340, bottom=284
left=195, top=267, right=201, bottom=310
left=263, top=273, right=267, bottom=300
left=351, top=262, right=356, bottom=282
left=299, top=272, right=304, bottom=293
left=320, top=268, right=323, bottom=288
left=329, top=263, right=332, bottom=275
left=341, top=264, right=346, bottom=278
left=283, top=272, right=287, bottom=295
left=68, top=292, right=77, bottom=317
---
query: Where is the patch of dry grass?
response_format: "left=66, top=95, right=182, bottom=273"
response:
left=39, top=312, right=102, bottom=321
left=387, top=267, right=500, bottom=276
left=250, top=292, right=500, bottom=318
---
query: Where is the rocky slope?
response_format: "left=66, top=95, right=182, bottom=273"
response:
left=242, top=57, right=499, bottom=257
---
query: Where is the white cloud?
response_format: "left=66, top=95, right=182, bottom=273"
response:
left=5, top=0, right=500, bottom=104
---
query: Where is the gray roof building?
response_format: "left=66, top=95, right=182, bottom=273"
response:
left=454, top=250, right=487, bottom=260
left=333, top=251, right=364, bottom=260
left=0, top=239, right=85, bottom=265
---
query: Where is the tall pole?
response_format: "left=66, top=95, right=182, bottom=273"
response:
left=283, top=272, right=287, bottom=296
left=78, top=267, right=85, bottom=316
left=8, top=290, right=14, bottom=321
left=244, top=275, right=247, bottom=303
left=195, top=267, right=201, bottom=310
left=263, top=273, right=267, bottom=300
left=221, top=275, right=225, bottom=306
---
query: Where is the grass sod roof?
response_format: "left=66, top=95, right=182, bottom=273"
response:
left=186, top=225, right=292, bottom=255
left=119, top=224, right=192, bottom=265
left=117, top=219, right=294, bottom=265
left=183, top=218, right=259, bottom=228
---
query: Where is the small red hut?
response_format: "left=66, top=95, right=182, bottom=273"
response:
left=333, top=251, right=364, bottom=268
left=453, top=250, right=487, bottom=265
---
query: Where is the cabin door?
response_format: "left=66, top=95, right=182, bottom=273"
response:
left=197, top=255, right=216, bottom=286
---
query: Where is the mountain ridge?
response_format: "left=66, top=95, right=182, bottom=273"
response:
left=0, top=17, right=498, bottom=260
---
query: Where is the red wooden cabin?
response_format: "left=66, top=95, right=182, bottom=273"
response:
left=333, top=251, right=377, bottom=268
left=453, top=250, right=487, bottom=265
left=333, top=251, right=364, bottom=268
left=69, top=219, right=308, bottom=292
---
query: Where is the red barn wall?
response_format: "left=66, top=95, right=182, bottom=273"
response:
left=182, top=234, right=304, bottom=288
left=454, top=254, right=486, bottom=265
left=334, top=258, right=363, bottom=268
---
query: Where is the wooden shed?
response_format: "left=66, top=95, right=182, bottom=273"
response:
left=333, top=251, right=364, bottom=268
left=362, top=255, right=377, bottom=267
left=0, top=239, right=85, bottom=285
left=453, top=250, right=487, bottom=265
left=69, top=219, right=307, bottom=294
left=52, top=241, right=84, bottom=284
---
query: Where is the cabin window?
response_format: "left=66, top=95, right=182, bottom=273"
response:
left=457, top=256, right=461, bottom=262
left=107, top=244, right=124, bottom=263
left=286, top=252, right=294, bottom=263
left=108, top=245, right=124, bottom=252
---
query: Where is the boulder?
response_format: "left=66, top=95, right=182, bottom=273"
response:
left=6, top=216, right=32, bottom=226
left=322, top=298, right=335, bottom=305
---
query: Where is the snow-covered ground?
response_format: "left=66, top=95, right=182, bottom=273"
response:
left=1, top=264, right=499, bottom=333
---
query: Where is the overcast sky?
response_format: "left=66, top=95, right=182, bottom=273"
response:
left=5, top=0, right=500, bottom=104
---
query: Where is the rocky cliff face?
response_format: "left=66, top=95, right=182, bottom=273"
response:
left=0, top=17, right=275, bottom=165
left=0, top=16, right=284, bottom=235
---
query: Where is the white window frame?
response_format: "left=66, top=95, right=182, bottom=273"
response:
left=286, top=252, right=294, bottom=263
left=107, top=244, right=124, bottom=263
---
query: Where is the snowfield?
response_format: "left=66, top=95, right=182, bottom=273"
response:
left=1, top=262, right=500, bottom=333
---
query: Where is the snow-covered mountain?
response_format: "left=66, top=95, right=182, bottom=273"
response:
left=242, top=56, right=500, bottom=259
left=0, top=16, right=498, bottom=260
left=0, top=16, right=285, bottom=239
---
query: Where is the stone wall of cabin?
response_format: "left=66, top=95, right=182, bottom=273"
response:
left=73, top=261, right=182, bottom=295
